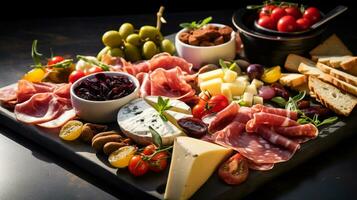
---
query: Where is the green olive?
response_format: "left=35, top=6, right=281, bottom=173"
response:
left=102, top=30, right=123, bottom=48
left=142, top=41, right=157, bottom=60
left=119, top=23, right=134, bottom=39
left=124, top=43, right=141, bottom=62
left=126, top=33, right=142, bottom=46
left=160, top=39, right=176, bottom=55
left=109, top=47, right=124, bottom=57
left=97, top=46, right=110, bottom=61
left=139, top=26, right=160, bottom=41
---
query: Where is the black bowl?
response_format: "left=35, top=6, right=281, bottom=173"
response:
left=232, top=8, right=327, bottom=67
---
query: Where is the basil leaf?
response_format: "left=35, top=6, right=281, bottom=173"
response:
left=317, top=116, right=338, bottom=127
left=31, top=40, right=43, bottom=66
left=149, top=126, right=162, bottom=148
left=271, top=97, right=287, bottom=107
left=152, top=96, right=172, bottom=122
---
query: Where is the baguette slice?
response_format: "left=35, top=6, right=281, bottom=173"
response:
left=284, top=54, right=316, bottom=72
left=308, top=76, right=357, bottom=116
left=279, top=73, right=307, bottom=87
left=316, top=62, right=357, bottom=87
left=316, top=55, right=353, bottom=68
left=340, top=57, right=357, bottom=76
left=318, top=73, right=357, bottom=96
left=298, top=62, right=321, bottom=76
left=309, top=34, right=353, bottom=57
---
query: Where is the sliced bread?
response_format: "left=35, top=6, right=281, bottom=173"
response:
left=308, top=76, right=357, bottom=116
left=284, top=54, right=316, bottom=72
left=316, top=62, right=357, bottom=87
left=309, top=34, right=353, bottom=57
left=316, top=55, right=353, bottom=68
left=298, top=62, right=321, bottom=76
left=279, top=73, right=307, bottom=87
left=318, top=73, right=357, bottom=96
left=340, top=57, right=357, bottom=76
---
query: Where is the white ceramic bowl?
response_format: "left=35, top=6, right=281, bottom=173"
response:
left=70, top=72, right=139, bottom=123
left=175, top=23, right=236, bottom=68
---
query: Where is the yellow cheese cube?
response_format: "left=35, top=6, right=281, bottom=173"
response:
left=221, top=83, right=233, bottom=101
left=199, top=78, right=223, bottom=96
left=245, top=84, right=257, bottom=95
left=236, top=75, right=249, bottom=82
left=243, top=92, right=253, bottom=107
left=198, top=69, right=224, bottom=84
left=223, top=70, right=238, bottom=83
left=253, top=95, right=264, bottom=105
left=225, top=82, right=246, bottom=96
left=251, top=79, right=264, bottom=88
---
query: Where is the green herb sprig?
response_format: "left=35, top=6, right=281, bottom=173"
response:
left=179, top=16, right=213, bottom=30
left=76, top=55, right=110, bottom=71
left=152, top=96, right=172, bottom=121
left=219, top=59, right=238, bottom=72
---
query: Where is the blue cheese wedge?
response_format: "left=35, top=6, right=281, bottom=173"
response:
left=117, top=98, right=191, bottom=145
left=164, top=136, right=232, bottom=200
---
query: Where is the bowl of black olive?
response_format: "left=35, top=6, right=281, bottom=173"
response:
left=70, top=72, right=139, bottom=123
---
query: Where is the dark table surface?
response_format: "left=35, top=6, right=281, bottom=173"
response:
left=1, top=9, right=357, bottom=200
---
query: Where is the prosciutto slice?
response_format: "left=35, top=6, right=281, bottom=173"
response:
left=246, top=112, right=299, bottom=133
left=37, top=109, right=76, bottom=128
left=252, top=104, right=298, bottom=120
left=0, top=83, right=17, bottom=102
left=15, top=93, right=65, bottom=124
left=274, top=124, right=318, bottom=138
left=140, top=67, right=196, bottom=103
left=16, top=80, right=65, bottom=103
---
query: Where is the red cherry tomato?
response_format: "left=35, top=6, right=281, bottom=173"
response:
left=257, top=16, right=275, bottom=30
left=47, top=56, right=64, bottom=66
left=271, top=7, right=287, bottom=23
left=296, top=18, right=311, bottom=30
left=142, top=144, right=156, bottom=155
left=68, top=70, right=85, bottom=83
left=277, top=15, right=297, bottom=32
left=208, top=95, right=229, bottom=113
left=284, top=7, right=302, bottom=19
left=128, top=155, right=149, bottom=176
left=148, top=151, right=169, bottom=173
left=218, top=153, right=249, bottom=185
left=303, top=7, right=321, bottom=24
left=259, top=5, right=276, bottom=18
left=85, top=66, right=103, bottom=75
left=192, top=103, right=208, bottom=119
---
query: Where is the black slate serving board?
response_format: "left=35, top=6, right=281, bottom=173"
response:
left=1, top=94, right=356, bottom=199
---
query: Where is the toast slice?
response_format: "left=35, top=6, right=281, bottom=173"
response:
left=298, top=62, right=321, bottom=76
left=279, top=73, right=307, bottom=87
left=309, top=34, right=353, bottom=57
left=284, top=54, right=316, bottom=72
left=316, top=56, right=353, bottom=68
left=318, top=73, right=357, bottom=96
left=340, top=57, right=357, bottom=76
left=308, top=76, right=357, bottom=116
left=316, top=62, right=357, bottom=87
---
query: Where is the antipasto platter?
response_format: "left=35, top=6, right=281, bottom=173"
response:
left=0, top=3, right=356, bottom=200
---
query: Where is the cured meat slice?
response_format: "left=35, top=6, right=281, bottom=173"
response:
left=252, top=104, right=298, bottom=120
left=16, top=80, right=63, bottom=103
left=274, top=123, right=318, bottom=138
left=53, top=83, right=71, bottom=99
left=208, top=103, right=239, bottom=133
left=247, top=113, right=299, bottom=131
left=146, top=53, right=192, bottom=74
left=0, top=83, right=17, bottom=102
left=247, top=160, right=274, bottom=171
left=257, top=125, right=300, bottom=152
left=233, top=106, right=253, bottom=124
left=37, top=109, right=76, bottom=128
left=15, top=93, right=64, bottom=124
left=140, top=67, right=196, bottom=103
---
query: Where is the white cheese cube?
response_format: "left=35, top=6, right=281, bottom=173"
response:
left=251, top=79, right=264, bottom=89
left=245, top=84, right=257, bottom=95
left=221, top=83, right=233, bottom=101
left=198, top=69, right=224, bottom=84
left=200, top=78, right=223, bottom=96
left=236, top=75, right=249, bottom=82
left=253, top=95, right=264, bottom=105
left=223, top=70, right=238, bottom=83
left=243, top=92, right=253, bottom=107
left=164, top=137, right=232, bottom=200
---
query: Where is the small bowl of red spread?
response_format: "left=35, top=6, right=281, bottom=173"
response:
left=70, top=72, right=139, bottom=123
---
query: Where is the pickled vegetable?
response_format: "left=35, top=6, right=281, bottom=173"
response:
left=139, top=26, right=160, bottom=41
left=22, top=68, right=46, bottom=82
left=102, top=30, right=123, bottom=48
left=59, top=120, right=83, bottom=141
left=108, top=145, right=136, bottom=168
left=142, top=41, right=157, bottom=59
left=109, top=47, right=124, bottom=57
left=126, top=33, right=141, bottom=46
left=124, top=43, right=141, bottom=62
left=261, top=66, right=281, bottom=83
left=160, top=39, right=175, bottom=55
left=119, top=23, right=134, bottom=39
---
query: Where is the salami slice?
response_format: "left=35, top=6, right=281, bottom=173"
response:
left=274, top=123, right=318, bottom=138
left=247, top=160, right=274, bottom=171
left=208, top=102, right=239, bottom=133
left=252, top=104, right=298, bottom=120
left=257, top=125, right=300, bottom=152
left=251, top=112, right=299, bottom=127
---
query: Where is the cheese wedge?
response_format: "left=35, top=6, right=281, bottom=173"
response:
left=164, top=137, right=232, bottom=200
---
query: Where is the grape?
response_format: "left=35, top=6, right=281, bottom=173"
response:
left=142, top=41, right=157, bottom=59
left=124, top=43, right=141, bottom=62
left=139, top=26, right=160, bottom=41
left=246, top=64, right=264, bottom=80
left=160, top=39, right=176, bottom=55
left=126, top=33, right=142, bottom=46
left=109, top=47, right=124, bottom=57
left=102, top=31, right=123, bottom=48
left=119, top=23, right=134, bottom=39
